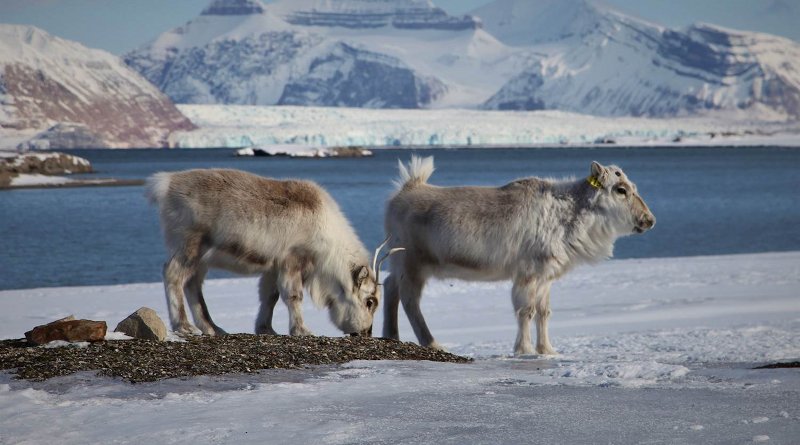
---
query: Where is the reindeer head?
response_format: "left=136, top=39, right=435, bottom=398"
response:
left=588, top=161, right=656, bottom=236
left=327, top=238, right=403, bottom=337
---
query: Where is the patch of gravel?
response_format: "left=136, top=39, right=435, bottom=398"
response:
left=0, top=334, right=470, bottom=383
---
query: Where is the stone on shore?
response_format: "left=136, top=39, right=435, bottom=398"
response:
left=25, top=319, right=107, bottom=345
left=114, top=307, right=167, bottom=341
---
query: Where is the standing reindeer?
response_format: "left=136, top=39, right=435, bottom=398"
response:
left=146, top=168, right=399, bottom=337
left=383, top=157, right=655, bottom=355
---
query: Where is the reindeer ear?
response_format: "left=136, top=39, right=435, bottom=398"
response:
left=590, top=161, right=609, bottom=186
left=352, top=266, right=369, bottom=286
left=591, top=161, right=604, bottom=177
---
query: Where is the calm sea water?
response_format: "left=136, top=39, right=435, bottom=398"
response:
left=1, top=147, right=798, bottom=290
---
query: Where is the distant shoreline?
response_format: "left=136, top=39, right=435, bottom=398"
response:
left=0, top=178, right=144, bottom=191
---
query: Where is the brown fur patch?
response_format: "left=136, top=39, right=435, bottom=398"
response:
left=218, top=241, right=270, bottom=266
left=285, top=249, right=314, bottom=279
left=274, top=180, right=323, bottom=211
left=447, top=255, right=483, bottom=270
left=169, top=169, right=323, bottom=215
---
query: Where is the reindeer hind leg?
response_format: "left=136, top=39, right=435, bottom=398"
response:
left=162, top=230, right=207, bottom=337
left=382, top=273, right=401, bottom=340
left=184, top=265, right=227, bottom=336
left=163, top=255, right=201, bottom=336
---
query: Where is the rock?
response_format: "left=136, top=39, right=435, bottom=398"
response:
left=25, top=319, right=107, bottom=345
left=0, top=170, right=11, bottom=188
left=114, top=307, right=167, bottom=341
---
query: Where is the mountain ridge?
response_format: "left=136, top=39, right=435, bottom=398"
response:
left=0, top=24, right=195, bottom=148
left=123, top=0, right=800, bottom=120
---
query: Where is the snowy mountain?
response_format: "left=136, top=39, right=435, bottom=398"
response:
left=477, top=0, right=800, bottom=119
left=124, top=0, right=511, bottom=108
left=0, top=25, right=195, bottom=149
left=125, top=0, right=800, bottom=120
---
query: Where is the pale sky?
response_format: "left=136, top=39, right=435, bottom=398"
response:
left=0, top=0, right=797, bottom=54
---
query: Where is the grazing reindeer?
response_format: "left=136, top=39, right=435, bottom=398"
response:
left=383, top=157, right=655, bottom=355
left=146, top=168, right=399, bottom=337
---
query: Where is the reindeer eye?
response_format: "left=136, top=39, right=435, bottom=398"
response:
left=366, top=297, right=377, bottom=309
left=616, top=187, right=628, bottom=196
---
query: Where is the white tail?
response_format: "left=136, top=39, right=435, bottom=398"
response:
left=395, top=155, right=435, bottom=189
left=144, top=172, right=172, bottom=205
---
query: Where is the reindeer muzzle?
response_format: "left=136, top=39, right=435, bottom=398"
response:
left=635, top=213, right=656, bottom=233
left=350, top=325, right=373, bottom=338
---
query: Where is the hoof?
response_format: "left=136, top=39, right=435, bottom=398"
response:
left=536, top=345, right=558, bottom=356
left=290, top=327, right=313, bottom=336
left=256, top=326, right=279, bottom=336
left=175, top=324, right=202, bottom=337
left=427, top=341, right=447, bottom=352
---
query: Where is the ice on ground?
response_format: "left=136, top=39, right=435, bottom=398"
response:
left=9, top=173, right=71, bottom=186
left=1, top=252, right=798, bottom=443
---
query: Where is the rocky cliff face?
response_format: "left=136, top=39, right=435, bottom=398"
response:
left=273, top=0, right=480, bottom=30
left=278, top=43, right=446, bottom=108
left=0, top=25, right=195, bottom=148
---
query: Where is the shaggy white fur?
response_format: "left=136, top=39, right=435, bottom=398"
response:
left=383, top=156, right=655, bottom=355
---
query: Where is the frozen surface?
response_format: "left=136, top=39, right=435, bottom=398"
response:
left=1, top=252, right=799, bottom=443
left=174, top=104, right=800, bottom=148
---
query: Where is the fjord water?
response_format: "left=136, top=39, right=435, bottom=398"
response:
left=1, top=147, right=798, bottom=290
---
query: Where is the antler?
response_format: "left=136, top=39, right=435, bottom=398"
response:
left=372, top=236, right=405, bottom=285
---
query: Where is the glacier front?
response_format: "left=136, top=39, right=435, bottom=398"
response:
left=172, top=104, right=800, bottom=148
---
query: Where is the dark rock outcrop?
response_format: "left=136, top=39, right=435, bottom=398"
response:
left=278, top=43, right=446, bottom=108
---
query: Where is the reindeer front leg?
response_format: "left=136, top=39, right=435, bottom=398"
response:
left=511, top=277, right=536, bottom=355
left=279, top=268, right=312, bottom=336
left=534, top=282, right=556, bottom=355
left=255, top=269, right=280, bottom=335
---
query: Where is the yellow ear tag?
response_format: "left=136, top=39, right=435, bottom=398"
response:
left=587, top=175, right=603, bottom=189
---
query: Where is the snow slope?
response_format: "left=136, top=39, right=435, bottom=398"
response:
left=172, top=104, right=800, bottom=148
left=0, top=25, right=194, bottom=149
left=478, top=0, right=800, bottom=120
left=1, top=252, right=798, bottom=443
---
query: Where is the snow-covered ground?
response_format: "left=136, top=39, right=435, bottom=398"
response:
left=1, top=252, right=798, bottom=443
left=173, top=104, right=800, bottom=148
